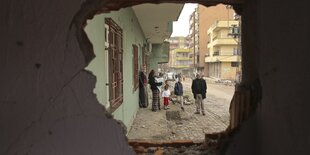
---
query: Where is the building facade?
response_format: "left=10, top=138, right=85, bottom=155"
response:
left=85, top=4, right=183, bottom=128
left=205, top=20, right=241, bottom=80
left=198, top=4, right=235, bottom=76
left=168, top=36, right=190, bottom=51
left=189, top=7, right=199, bottom=74
left=170, top=48, right=192, bottom=75
left=167, top=36, right=191, bottom=73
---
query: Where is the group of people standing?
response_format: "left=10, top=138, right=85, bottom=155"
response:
left=147, top=69, right=207, bottom=115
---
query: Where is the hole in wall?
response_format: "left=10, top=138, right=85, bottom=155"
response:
left=72, top=0, right=261, bottom=154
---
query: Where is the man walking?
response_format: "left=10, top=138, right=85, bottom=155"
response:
left=191, top=73, right=207, bottom=115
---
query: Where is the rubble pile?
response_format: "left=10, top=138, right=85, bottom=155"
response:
left=169, top=95, right=193, bottom=105
left=131, top=143, right=215, bottom=155
left=130, top=130, right=232, bottom=155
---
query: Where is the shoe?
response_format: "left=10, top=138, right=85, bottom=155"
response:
left=202, top=113, right=206, bottom=116
left=167, top=105, right=170, bottom=109
left=181, top=107, right=184, bottom=111
left=194, top=111, right=200, bottom=114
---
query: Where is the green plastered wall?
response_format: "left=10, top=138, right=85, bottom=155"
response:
left=85, top=7, right=146, bottom=129
left=148, top=42, right=170, bottom=72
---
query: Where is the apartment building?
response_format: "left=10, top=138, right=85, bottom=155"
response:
left=167, top=36, right=191, bottom=73
left=205, top=20, right=241, bottom=80
left=198, top=4, right=235, bottom=76
left=168, top=36, right=191, bottom=51
left=170, top=48, right=192, bottom=75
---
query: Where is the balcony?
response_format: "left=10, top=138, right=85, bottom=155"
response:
left=233, top=48, right=242, bottom=55
left=212, top=38, right=237, bottom=46
left=205, top=55, right=241, bottom=63
left=174, top=65, right=191, bottom=68
left=213, top=51, right=220, bottom=56
left=209, top=20, right=239, bottom=32
left=176, top=57, right=191, bottom=61
left=175, top=49, right=191, bottom=53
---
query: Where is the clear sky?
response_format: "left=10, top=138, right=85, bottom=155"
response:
left=171, top=3, right=197, bottom=37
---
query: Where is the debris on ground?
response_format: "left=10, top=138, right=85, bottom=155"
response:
left=169, top=96, right=178, bottom=104
left=130, top=130, right=233, bottom=155
left=183, top=95, right=193, bottom=105
left=170, top=94, right=193, bottom=105
left=130, top=142, right=216, bottom=155
left=166, top=111, right=181, bottom=121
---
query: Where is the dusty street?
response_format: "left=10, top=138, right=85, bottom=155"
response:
left=127, top=78, right=234, bottom=142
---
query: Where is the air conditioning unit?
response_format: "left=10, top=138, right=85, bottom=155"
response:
left=229, top=25, right=240, bottom=38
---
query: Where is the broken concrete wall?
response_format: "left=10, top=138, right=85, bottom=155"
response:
left=258, top=0, right=310, bottom=154
left=2, top=0, right=310, bottom=154
left=0, top=0, right=134, bottom=154
left=226, top=0, right=310, bottom=154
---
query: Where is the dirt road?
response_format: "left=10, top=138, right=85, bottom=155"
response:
left=182, top=78, right=234, bottom=102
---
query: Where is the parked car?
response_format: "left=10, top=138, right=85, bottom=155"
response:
left=165, top=72, right=175, bottom=81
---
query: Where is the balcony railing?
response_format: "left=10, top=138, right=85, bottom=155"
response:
left=233, top=48, right=242, bottom=55
left=213, top=51, right=220, bottom=56
left=212, top=38, right=237, bottom=46
left=212, top=34, right=231, bottom=40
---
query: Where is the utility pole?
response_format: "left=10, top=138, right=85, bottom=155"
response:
left=194, top=8, right=198, bottom=75
left=226, top=5, right=242, bottom=83
left=193, top=10, right=196, bottom=75
left=231, top=14, right=242, bottom=83
left=189, top=7, right=198, bottom=77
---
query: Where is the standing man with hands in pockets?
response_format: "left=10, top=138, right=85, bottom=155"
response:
left=191, top=73, right=207, bottom=115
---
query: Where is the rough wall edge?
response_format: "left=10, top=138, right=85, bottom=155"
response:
left=232, top=4, right=243, bottom=15
left=70, top=0, right=245, bottom=65
left=218, top=79, right=262, bottom=155
left=70, top=0, right=245, bottom=153
left=69, top=0, right=131, bottom=142
left=83, top=69, right=129, bottom=136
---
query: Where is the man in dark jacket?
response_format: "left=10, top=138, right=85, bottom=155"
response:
left=191, top=73, right=207, bottom=115
left=174, top=78, right=184, bottom=111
